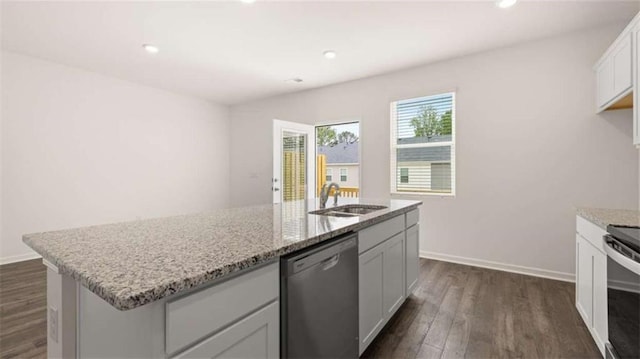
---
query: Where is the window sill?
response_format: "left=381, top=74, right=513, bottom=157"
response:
left=391, top=191, right=455, bottom=198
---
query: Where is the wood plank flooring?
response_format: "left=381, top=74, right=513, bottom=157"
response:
left=0, top=259, right=47, bottom=359
left=0, top=258, right=600, bottom=359
left=362, top=259, right=601, bottom=359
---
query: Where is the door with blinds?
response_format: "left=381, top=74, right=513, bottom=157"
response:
left=272, top=120, right=316, bottom=204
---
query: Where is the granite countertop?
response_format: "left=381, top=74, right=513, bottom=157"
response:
left=23, top=198, right=421, bottom=311
left=576, top=207, right=640, bottom=230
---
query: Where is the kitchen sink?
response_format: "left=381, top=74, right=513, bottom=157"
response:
left=309, top=204, right=388, bottom=217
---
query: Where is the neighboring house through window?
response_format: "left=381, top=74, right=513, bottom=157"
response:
left=400, top=168, right=409, bottom=183
left=390, top=92, right=455, bottom=195
left=340, top=168, right=347, bottom=182
left=326, top=168, right=332, bottom=181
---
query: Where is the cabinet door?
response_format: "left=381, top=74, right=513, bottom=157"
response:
left=597, top=58, right=614, bottom=109
left=405, top=225, right=420, bottom=296
left=592, top=248, right=608, bottom=354
left=174, top=301, right=279, bottom=359
left=576, top=234, right=593, bottom=327
left=613, top=33, right=633, bottom=98
left=359, top=245, right=386, bottom=354
left=383, top=232, right=406, bottom=317
left=634, top=25, right=640, bottom=146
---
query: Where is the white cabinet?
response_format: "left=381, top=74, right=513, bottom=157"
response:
left=383, top=232, right=406, bottom=317
left=175, top=302, right=279, bottom=359
left=405, top=224, right=420, bottom=296
left=596, top=33, right=633, bottom=112
left=634, top=23, right=640, bottom=145
left=166, top=263, right=279, bottom=355
left=576, top=234, right=594, bottom=325
left=358, top=231, right=406, bottom=354
left=358, top=209, right=420, bottom=355
left=594, top=11, right=640, bottom=146
left=575, top=216, right=608, bottom=356
left=358, top=240, right=386, bottom=353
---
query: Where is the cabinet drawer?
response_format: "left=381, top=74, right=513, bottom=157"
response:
left=358, top=215, right=404, bottom=254
left=166, top=263, right=279, bottom=355
left=406, top=209, right=419, bottom=228
left=576, top=216, right=607, bottom=254
left=174, top=301, right=279, bottom=359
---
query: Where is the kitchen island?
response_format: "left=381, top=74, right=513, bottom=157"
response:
left=24, top=198, right=421, bottom=358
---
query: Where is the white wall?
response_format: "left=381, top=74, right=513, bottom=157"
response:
left=229, top=23, right=639, bottom=280
left=1, top=52, right=230, bottom=263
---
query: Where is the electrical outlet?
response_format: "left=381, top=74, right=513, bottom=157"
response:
left=49, top=306, right=58, bottom=343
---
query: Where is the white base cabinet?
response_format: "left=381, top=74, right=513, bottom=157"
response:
left=575, top=216, right=608, bottom=356
left=405, top=224, right=420, bottom=295
left=74, top=263, right=280, bottom=359
left=358, top=209, right=420, bottom=355
left=174, top=302, right=279, bottom=359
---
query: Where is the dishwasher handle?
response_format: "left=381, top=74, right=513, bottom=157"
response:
left=288, top=235, right=357, bottom=274
left=321, top=254, right=340, bottom=271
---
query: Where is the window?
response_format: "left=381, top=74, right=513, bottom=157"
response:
left=326, top=168, right=332, bottom=181
left=340, top=168, right=348, bottom=182
left=390, top=92, right=455, bottom=195
left=400, top=168, right=409, bottom=183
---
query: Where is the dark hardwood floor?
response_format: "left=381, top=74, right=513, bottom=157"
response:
left=0, top=259, right=47, bottom=359
left=0, top=258, right=600, bottom=359
left=362, top=259, right=601, bottom=359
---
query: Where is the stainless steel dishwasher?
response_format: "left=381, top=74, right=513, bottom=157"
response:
left=281, top=233, right=359, bottom=359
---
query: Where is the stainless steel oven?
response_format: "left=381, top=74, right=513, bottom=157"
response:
left=604, top=225, right=640, bottom=359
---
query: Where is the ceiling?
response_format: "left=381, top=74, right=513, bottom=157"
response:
left=2, top=1, right=639, bottom=105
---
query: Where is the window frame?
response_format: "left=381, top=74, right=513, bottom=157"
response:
left=340, top=168, right=348, bottom=182
left=326, top=168, right=332, bottom=182
left=390, top=92, right=456, bottom=197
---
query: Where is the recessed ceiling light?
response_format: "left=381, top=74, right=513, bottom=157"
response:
left=496, top=0, right=517, bottom=8
left=323, top=50, right=337, bottom=59
left=142, top=44, right=159, bottom=54
left=240, top=0, right=256, bottom=3
left=285, top=78, right=304, bottom=84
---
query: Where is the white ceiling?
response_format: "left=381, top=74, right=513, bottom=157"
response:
left=2, top=1, right=639, bottom=105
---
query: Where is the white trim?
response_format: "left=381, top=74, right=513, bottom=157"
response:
left=43, top=258, right=59, bottom=273
left=420, top=250, right=575, bottom=283
left=396, top=141, right=454, bottom=149
left=392, top=192, right=455, bottom=198
left=0, top=252, right=41, bottom=265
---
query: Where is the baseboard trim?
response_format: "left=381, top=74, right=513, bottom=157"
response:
left=420, top=251, right=575, bottom=283
left=0, top=252, right=42, bottom=265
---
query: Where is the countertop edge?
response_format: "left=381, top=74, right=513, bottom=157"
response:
left=575, top=207, right=640, bottom=231
left=24, top=203, right=421, bottom=310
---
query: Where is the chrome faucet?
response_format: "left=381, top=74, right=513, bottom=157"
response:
left=319, top=182, right=341, bottom=208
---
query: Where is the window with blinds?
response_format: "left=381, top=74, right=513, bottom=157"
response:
left=390, top=92, right=455, bottom=195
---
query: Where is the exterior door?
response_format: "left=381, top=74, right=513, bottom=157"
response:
left=272, top=120, right=315, bottom=204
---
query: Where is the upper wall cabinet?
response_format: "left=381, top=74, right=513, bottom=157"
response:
left=635, top=22, right=640, bottom=144
left=596, top=33, right=632, bottom=110
left=595, top=12, right=639, bottom=145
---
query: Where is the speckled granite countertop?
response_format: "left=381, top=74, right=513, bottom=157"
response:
left=23, top=198, right=421, bottom=310
left=576, top=207, right=640, bottom=230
